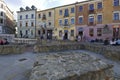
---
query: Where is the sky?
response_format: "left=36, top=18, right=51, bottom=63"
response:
left=4, top=0, right=86, bottom=20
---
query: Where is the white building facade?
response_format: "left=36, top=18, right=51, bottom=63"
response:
left=0, top=0, right=14, bottom=34
left=17, top=6, right=37, bottom=38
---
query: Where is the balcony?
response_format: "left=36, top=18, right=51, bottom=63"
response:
left=64, top=24, right=69, bottom=26
left=89, top=10, right=95, bottom=14
left=64, top=14, right=69, bottom=17
left=62, top=24, right=70, bottom=28
left=88, top=22, right=95, bottom=26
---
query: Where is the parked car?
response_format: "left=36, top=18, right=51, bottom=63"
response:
left=0, top=38, right=9, bottom=45
left=116, top=39, right=120, bottom=45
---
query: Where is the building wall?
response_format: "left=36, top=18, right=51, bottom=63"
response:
left=75, top=0, right=114, bottom=41
left=55, top=4, right=76, bottom=40
left=17, top=8, right=36, bottom=38
left=36, top=8, right=55, bottom=39
left=0, top=0, right=15, bottom=34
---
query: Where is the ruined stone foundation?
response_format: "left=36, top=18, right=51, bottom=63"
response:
left=30, top=52, right=114, bottom=80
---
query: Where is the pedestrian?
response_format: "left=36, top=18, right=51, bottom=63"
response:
left=78, top=35, right=81, bottom=42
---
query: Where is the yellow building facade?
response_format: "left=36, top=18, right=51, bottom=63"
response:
left=54, top=4, right=76, bottom=40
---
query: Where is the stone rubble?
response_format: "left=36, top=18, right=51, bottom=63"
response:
left=30, top=52, right=114, bottom=80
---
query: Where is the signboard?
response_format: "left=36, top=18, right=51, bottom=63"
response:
left=102, top=25, right=111, bottom=34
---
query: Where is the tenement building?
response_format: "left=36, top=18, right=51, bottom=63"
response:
left=17, top=0, right=120, bottom=40
left=76, top=0, right=114, bottom=41
left=17, top=5, right=37, bottom=38
left=54, top=3, right=76, bottom=40
left=0, top=0, right=15, bottom=34
left=36, top=8, right=55, bottom=39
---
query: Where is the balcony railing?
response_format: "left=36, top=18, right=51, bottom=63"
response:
left=64, top=14, right=69, bottom=17
left=64, top=24, right=69, bottom=26
left=88, top=22, right=95, bottom=26
left=89, top=10, right=95, bottom=14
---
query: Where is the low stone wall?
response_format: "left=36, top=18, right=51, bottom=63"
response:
left=30, top=52, right=114, bottom=80
left=0, top=45, right=26, bottom=55
left=34, top=43, right=120, bottom=61
left=82, top=43, right=120, bottom=61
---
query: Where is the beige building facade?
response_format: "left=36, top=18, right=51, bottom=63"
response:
left=36, top=8, right=55, bottom=39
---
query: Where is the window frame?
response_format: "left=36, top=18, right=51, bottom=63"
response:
left=89, top=4, right=94, bottom=10
left=71, top=18, right=75, bottom=24
left=113, top=12, right=119, bottom=20
left=59, top=19, right=62, bottom=26
left=71, top=7, right=74, bottom=13
left=26, top=15, right=28, bottom=19
left=78, top=16, right=83, bottom=24
left=59, top=10, right=62, bottom=15
left=97, top=14, right=102, bottom=22
left=113, top=0, right=119, bottom=6
left=79, top=6, right=83, bottom=12
left=97, top=2, right=102, bottom=9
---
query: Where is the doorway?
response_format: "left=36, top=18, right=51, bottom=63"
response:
left=64, top=30, right=68, bottom=40
left=47, top=30, right=52, bottom=39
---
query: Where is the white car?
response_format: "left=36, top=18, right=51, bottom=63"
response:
left=116, top=39, right=120, bottom=45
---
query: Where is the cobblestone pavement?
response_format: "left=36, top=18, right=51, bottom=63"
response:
left=0, top=50, right=120, bottom=80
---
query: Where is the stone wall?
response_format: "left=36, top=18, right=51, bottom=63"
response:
left=0, top=45, right=26, bottom=55
left=34, top=43, right=120, bottom=61
left=30, top=52, right=114, bottom=80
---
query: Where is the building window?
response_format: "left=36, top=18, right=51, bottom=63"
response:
left=49, top=22, right=51, bottom=26
left=97, top=2, right=102, bottom=9
left=89, top=28, right=94, bottom=37
left=31, top=14, right=34, bottom=19
left=26, top=15, right=28, bottom=19
left=20, top=15, right=22, bottom=20
left=59, top=30, right=62, bottom=37
left=31, top=22, right=34, bottom=26
left=0, top=19, right=3, bottom=24
left=97, top=15, right=102, bottom=22
left=71, top=7, right=74, bottom=13
left=79, top=17, right=83, bottom=24
left=20, top=22, right=22, bottom=27
left=38, top=30, right=40, bottom=35
left=113, top=12, right=119, bottom=20
left=1, top=4, right=3, bottom=9
left=59, top=20, right=62, bottom=26
left=97, top=28, right=102, bottom=36
left=71, top=30, right=74, bottom=36
left=1, top=12, right=3, bottom=16
left=114, top=0, right=119, bottom=6
left=20, top=30, right=22, bottom=37
left=38, top=14, right=41, bottom=18
left=64, top=19, right=68, bottom=25
left=64, top=9, right=69, bottom=17
left=79, top=6, right=83, bottom=12
left=42, top=14, right=46, bottom=20
left=71, top=18, right=75, bottom=24
left=48, top=12, right=51, bottom=17
left=26, top=22, right=28, bottom=27
left=89, top=16, right=94, bottom=22
left=31, top=30, right=33, bottom=35
left=26, top=30, right=28, bottom=35
left=59, top=10, right=62, bottom=15
left=89, top=4, right=94, bottom=10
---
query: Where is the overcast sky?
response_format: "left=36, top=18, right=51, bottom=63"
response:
left=4, top=0, right=86, bottom=20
